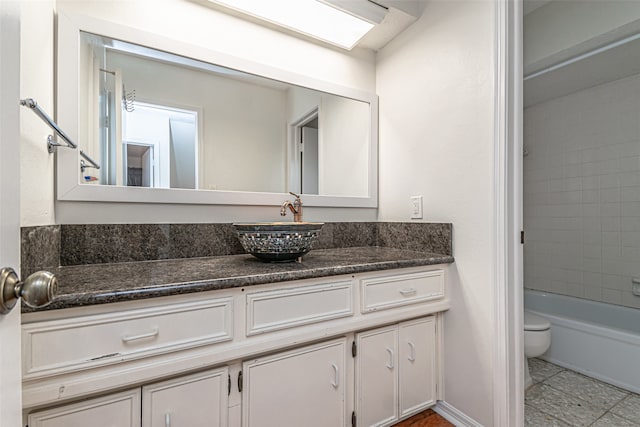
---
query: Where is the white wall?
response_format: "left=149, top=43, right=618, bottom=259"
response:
left=20, top=0, right=55, bottom=226
left=20, top=0, right=377, bottom=225
left=524, top=72, right=640, bottom=309
left=376, top=1, right=496, bottom=425
left=524, top=1, right=640, bottom=75
left=321, top=95, right=369, bottom=197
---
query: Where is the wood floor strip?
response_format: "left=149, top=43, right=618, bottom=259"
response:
left=391, top=409, right=454, bottom=427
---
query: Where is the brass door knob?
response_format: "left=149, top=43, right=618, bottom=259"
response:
left=0, top=267, right=57, bottom=314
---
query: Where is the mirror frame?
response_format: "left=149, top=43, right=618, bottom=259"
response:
left=56, top=10, right=378, bottom=208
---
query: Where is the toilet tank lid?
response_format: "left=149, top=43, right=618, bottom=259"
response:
left=524, top=311, right=551, bottom=331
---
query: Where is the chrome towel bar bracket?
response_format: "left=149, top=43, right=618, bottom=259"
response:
left=20, top=98, right=100, bottom=171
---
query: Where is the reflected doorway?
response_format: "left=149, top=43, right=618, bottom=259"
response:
left=124, top=142, right=155, bottom=187
left=290, top=108, right=319, bottom=195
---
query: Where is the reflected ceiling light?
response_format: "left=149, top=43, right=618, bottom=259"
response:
left=208, top=0, right=380, bottom=50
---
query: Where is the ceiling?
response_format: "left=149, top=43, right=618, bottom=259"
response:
left=523, top=0, right=553, bottom=16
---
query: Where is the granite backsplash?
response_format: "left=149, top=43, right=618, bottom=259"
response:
left=21, top=222, right=452, bottom=276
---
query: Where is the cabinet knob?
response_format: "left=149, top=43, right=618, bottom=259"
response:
left=0, top=267, right=57, bottom=314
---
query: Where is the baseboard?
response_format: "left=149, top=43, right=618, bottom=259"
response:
left=434, top=401, right=483, bottom=427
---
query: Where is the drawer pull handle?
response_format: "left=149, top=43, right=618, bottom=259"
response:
left=386, top=348, right=394, bottom=369
left=399, top=288, right=417, bottom=296
left=331, top=363, right=339, bottom=388
left=408, top=342, right=416, bottom=362
left=121, top=328, right=159, bottom=343
left=165, top=413, right=171, bottom=427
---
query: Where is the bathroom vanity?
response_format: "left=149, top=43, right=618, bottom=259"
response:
left=20, top=247, right=452, bottom=427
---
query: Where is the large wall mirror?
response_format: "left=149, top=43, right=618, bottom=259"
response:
left=56, top=11, right=378, bottom=207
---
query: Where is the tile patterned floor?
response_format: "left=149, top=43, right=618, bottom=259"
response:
left=526, top=358, right=640, bottom=426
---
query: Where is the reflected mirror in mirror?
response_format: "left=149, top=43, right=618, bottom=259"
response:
left=79, top=31, right=371, bottom=197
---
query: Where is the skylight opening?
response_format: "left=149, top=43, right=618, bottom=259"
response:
left=208, top=0, right=376, bottom=50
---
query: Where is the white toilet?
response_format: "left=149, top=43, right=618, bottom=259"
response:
left=524, top=310, right=551, bottom=389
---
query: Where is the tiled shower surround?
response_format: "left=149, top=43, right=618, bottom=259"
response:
left=21, top=222, right=452, bottom=275
left=524, top=72, right=640, bottom=309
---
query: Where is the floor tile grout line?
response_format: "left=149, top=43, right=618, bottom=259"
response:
left=544, top=367, right=634, bottom=395
left=535, top=381, right=604, bottom=409
left=526, top=381, right=611, bottom=426
left=550, top=373, right=634, bottom=411
left=539, top=380, right=630, bottom=414
left=527, top=360, right=640, bottom=427
left=610, top=399, right=640, bottom=426
left=526, top=403, right=573, bottom=427
left=530, top=365, right=567, bottom=384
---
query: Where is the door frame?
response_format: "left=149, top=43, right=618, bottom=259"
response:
left=287, top=106, right=319, bottom=195
left=123, top=140, right=158, bottom=188
left=0, top=1, right=24, bottom=425
left=493, top=0, right=524, bottom=425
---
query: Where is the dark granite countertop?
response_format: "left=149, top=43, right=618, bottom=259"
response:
left=26, top=247, right=454, bottom=312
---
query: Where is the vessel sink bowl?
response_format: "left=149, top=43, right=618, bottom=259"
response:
left=233, top=222, right=324, bottom=262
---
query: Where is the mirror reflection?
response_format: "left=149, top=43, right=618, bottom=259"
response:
left=79, top=32, right=371, bottom=197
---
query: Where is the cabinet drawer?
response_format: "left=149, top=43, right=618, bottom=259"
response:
left=246, top=280, right=353, bottom=335
left=23, top=297, right=233, bottom=379
left=361, top=270, right=444, bottom=313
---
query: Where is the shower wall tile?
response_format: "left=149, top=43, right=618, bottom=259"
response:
left=524, top=72, right=640, bottom=309
left=601, top=288, right=623, bottom=305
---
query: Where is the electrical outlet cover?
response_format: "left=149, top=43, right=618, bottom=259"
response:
left=410, top=195, right=423, bottom=219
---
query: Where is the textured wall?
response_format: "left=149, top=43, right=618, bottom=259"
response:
left=376, top=0, right=496, bottom=424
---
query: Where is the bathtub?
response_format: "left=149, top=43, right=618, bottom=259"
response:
left=525, top=289, right=640, bottom=393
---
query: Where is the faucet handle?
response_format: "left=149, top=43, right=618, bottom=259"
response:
left=289, top=191, right=300, bottom=199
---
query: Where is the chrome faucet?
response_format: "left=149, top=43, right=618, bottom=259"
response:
left=281, top=192, right=303, bottom=222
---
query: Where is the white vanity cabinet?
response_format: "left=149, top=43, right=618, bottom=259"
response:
left=27, top=389, right=142, bottom=427
left=355, top=317, right=436, bottom=427
left=28, top=368, right=229, bottom=427
left=142, top=367, right=229, bottom=427
left=23, top=266, right=447, bottom=427
left=242, top=338, right=347, bottom=427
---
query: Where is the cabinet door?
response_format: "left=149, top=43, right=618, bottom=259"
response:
left=242, top=338, right=347, bottom=427
left=356, top=325, right=398, bottom=427
left=27, top=389, right=141, bottom=427
left=399, top=317, right=436, bottom=418
left=142, top=367, right=229, bottom=427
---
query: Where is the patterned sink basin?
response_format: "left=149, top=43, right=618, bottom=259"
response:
left=233, top=222, right=324, bottom=262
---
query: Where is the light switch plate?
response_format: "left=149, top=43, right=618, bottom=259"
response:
left=410, top=195, right=423, bottom=219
